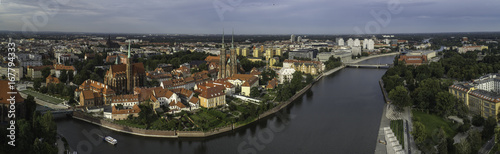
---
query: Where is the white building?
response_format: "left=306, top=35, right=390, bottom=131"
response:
left=0, top=65, right=23, bottom=81
left=338, top=38, right=344, bottom=46
left=363, top=39, right=369, bottom=49
left=291, top=34, right=296, bottom=42
left=347, top=38, right=354, bottom=47
left=278, top=68, right=296, bottom=84
left=297, top=36, right=302, bottom=42
left=367, top=39, right=375, bottom=50
left=354, top=39, right=361, bottom=47
left=473, top=74, right=500, bottom=93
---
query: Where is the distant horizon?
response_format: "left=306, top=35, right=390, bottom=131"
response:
left=1, top=30, right=500, bottom=36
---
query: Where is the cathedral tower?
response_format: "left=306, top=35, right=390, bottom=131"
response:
left=126, top=42, right=133, bottom=93
left=219, top=29, right=227, bottom=79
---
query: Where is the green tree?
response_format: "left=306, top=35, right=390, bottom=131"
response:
left=40, top=111, right=57, bottom=144
left=472, top=114, right=484, bottom=126
left=495, top=127, right=500, bottom=144
left=305, top=74, right=314, bottom=84
left=435, top=92, right=457, bottom=116
left=34, top=79, right=41, bottom=91
left=455, top=139, right=471, bottom=154
left=41, top=67, right=51, bottom=79
left=198, top=63, right=208, bottom=71
left=250, top=87, right=260, bottom=97
left=388, top=86, right=411, bottom=111
left=482, top=116, right=497, bottom=139
left=138, top=103, right=157, bottom=129
left=468, top=130, right=482, bottom=153
left=68, top=70, right=74, bottom=82
left=290, top=71, right=304, bottom=92
left=412, top=121, right=427, bottom=145
left=59, top=70, right=67, bottom=83
left=17, top=119, right=34, bottom=153
left=25, top=95, right=37, bottom=121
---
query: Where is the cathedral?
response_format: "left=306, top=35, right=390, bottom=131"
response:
left=218, top=30, right=238, bottom=79
left=104, top=42, right=146, bottom=94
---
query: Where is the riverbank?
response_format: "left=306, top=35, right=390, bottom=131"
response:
left=71, top=65, right=342, bottom=138
left=71, top=53, right=398, bottom=138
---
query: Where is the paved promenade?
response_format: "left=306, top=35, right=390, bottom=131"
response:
left=375, top=104, right=390, bottom=154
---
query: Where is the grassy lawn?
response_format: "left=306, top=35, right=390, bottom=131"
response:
left=390, top=120, right=405, bottom=149
left=21, top=89, right=65, bottom=104
left=412, top=110, right=457, bottom=138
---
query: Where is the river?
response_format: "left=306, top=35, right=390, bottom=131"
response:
left=56, top=55, right=396, bottom=154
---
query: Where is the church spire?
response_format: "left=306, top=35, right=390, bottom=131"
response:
left=115, top=55, right=119, bottom=64
left=127, top=41, right=131, bottom=58
left=231, top=28, right=234, bottom=49
left=222, top=28, right=225, bottom=49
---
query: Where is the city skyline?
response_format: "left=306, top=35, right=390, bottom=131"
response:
left=0, top=0, right=499, bottom=34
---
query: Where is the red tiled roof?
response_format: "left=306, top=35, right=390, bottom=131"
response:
left=81, top=90, right=95, bottom=100
left=53, top=64, right=75, bottom=71
left=189, top=97, right=199, bottom=103
left=111, top=94, right=139, bottom=103
left=171, top=88, right=194, bottom=98
left=198, top=85, right=225, bottom=99
left=0, top=80, right=24, bottom=104
left=112, top=104, right=141, bottom=114
left=46, top=75, right=60, bottom=84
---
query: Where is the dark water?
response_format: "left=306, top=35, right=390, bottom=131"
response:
left=56, top=56, right=395, bottom=154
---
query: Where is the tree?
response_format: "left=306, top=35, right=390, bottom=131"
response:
left=472, top=114, right=484, bottom=126
left=455, top=139, right=471, bottom=154
left=435, top=92, right=457, bottom=116
left=40, top=111, right=57, bottom=144
left=34, top=79, right=41, bottom=91
left=138, top=103, right=157, bottom=129
left=41, top=67, right=51, bottom=79
left=495, top=127, right=500, bottom=144
left=290, top=71, right=304, bottom=92
left=305, top=74, right=314, bottom=84
left=198, top=63, right=208, bottom=71
left=17, top=119, right=34, bottom=153
left=412, top=121, right=427, bottom=145
left=250, top=87, right=260, bottom=97
left=39, top=86, right=48, bottom=93
left=388, top=86, right=411, bottom=111
left=68, top=70, right=74, bottom=82
left=25, top=95, right=37, bottom=121
left=482, top=116, right=497, bottom=139
left=59, top=70, right=67, bottom=83
left=468, top=130, right=482, bottom=153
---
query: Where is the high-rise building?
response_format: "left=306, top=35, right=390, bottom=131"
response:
left=266, top=48, right=275, bottom=60
left=242, top=48, right=249, bottom=57
left=236, top=47, right=241, bottom=56
left=354, top=38, right=361, bottom=47
left=291, top=34, right=296, bottom=42
left=363, top=39, right=368, bottom=49
left=347, top=38, right=354, bottom=47
left=297, top=36, right=302, bottom=42
left=275, top=48, right=282, bottom=56
left=338, top=38, right=345, bottom=46
left=367, top=39, right=375, bottom=50
left=253, top=48, right=261, bottom=58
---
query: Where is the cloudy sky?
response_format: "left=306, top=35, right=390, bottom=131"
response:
left=0, top=0, right=499, bottom=34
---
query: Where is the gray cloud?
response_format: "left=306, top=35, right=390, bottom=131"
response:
left=0, top=0, right=499, bottom=34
